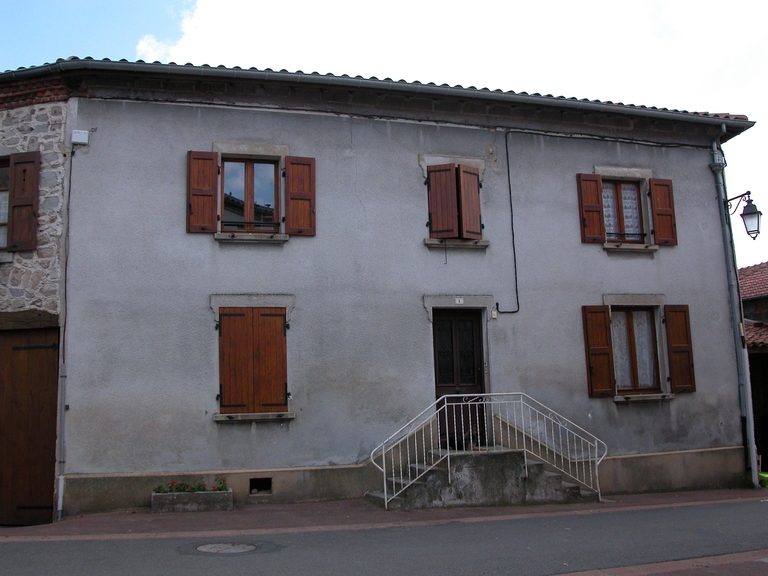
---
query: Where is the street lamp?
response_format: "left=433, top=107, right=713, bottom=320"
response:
left=726, top=191, right=762, bottom=239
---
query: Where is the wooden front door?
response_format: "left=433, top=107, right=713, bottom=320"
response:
left=0, top=328, right=59, bottom=526
left=432, top=309, right=485, bottom=449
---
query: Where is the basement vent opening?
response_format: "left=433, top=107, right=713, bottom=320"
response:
left=250, top=477, right=272, bottom=495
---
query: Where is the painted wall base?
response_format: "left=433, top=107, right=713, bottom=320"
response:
left=60, top=447, right=750, bottom=516
left=600, top=446, right=749, bottom=494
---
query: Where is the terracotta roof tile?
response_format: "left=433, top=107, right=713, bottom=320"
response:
left=739, top=261, right=768, bottom=299
left=0, top=57, right=753, bottom=123
left=745, top=321, right=768, bottom=348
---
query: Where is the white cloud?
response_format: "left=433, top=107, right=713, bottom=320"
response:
left=135, top=35, right=172, bottom=63
left=139, top=0, right=767, bottom=265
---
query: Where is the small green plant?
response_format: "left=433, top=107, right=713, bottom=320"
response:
left=154, top=476, right=228, bottom=493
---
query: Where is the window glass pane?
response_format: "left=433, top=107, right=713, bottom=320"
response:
left=611, top=310, right=632, bottom=389
left=0, top=225, right=6, bottom=248
left=223, top=161, right=245, bottom=230
left=602, top=181, right=619, bottom=240
left=0, top=191, right=8, bottom=224
left=0, top=165, right=9, bottom=190
left=633, top=310, right=656, bottom=388
left=621, top=182, right=642, bottom=241
left=252, top=163, right=276, bottom=225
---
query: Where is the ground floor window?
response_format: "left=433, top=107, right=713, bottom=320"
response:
left=218, top=307, right=288, bottom=413
left=582, top=303, right=695, bottom=398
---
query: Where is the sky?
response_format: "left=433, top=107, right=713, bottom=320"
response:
left=1, top=0, right=765, bottom=267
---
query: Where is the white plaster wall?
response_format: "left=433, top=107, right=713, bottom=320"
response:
left=61, top=98, right=742, bottom=474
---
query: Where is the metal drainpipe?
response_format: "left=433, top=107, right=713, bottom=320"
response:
left=709, top=123, right=759, bottom=488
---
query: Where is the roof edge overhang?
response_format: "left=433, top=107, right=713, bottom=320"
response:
left=1, top=58, right=755, bottom=140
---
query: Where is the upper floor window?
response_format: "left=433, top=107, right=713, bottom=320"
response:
left=0, top=152, right=40, bottom=252
left=426, top=163, right=482, bottom=240
left=0, top=159, right=8, bottom=248
left=187, top=149, right=315, bottom=238
left=577, top=169, right=677, bottom=248
left=222, top=159, right=279, bottom=233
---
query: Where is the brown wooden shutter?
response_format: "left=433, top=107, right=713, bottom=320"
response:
left=219, top=308, right=254, bottom=413
left=665, top=305, right=695, bottom=393
left=186, top=151, right=218, bottom=233
left=577, top=174, right=606, bottom=244
left=649, top=179, right=677, bottom=246
left=285, top=156, right=316, bottom=236
left=255, top=308, right=288, bottom=412
left=582, top=306, right=615, bottom=397
left=458, top=165, right=482, bottom=240
left=7, top=152, right=41, bottom=251
left=427, top=164, right=459, bottom=239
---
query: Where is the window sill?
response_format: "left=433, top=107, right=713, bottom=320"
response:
left=614, top=393, right=674, bottom=403
left=0, top=252, right=12, bottom=264
left=424, top=238, right=489, bottom=250
left=215, top=233, right=289, bottom=244
left=603, top=242, right=658, bottom=253
left=213, top=412, right=296, bottom=422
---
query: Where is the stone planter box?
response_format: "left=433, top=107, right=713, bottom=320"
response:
left=151, top=490, right=233, bottom=513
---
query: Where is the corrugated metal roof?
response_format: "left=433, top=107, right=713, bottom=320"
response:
left=739, top=261, right=768, bottom=300
left=0, top=57, right=753, bottom=125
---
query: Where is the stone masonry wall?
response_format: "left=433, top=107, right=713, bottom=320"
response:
left=0, top=102, right=67, bottom=314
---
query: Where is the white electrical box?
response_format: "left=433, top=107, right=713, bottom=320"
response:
left=72, top=130, right=90, bottom=145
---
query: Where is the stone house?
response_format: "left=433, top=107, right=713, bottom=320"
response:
left=739, top=261, right=768, bottom=470
left=0, top=57, right=757, bottom=524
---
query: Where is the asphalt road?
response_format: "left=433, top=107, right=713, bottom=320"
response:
left=2, top=499, right=768, bottom=575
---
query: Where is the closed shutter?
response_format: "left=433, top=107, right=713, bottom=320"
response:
left=7, top=152, right=40, bottom=251
left=665, top=305, right=695, bottom=393
left=649, top=179, right=677, bottom=246
left=427, top=164, right=459, bottom=239
left=458, top=165, right=482, bottom=240
left=285, top=156, right=316, bottom=236
left=577, top=174, right=606, bottom=244
left=218, top=308, right=253, bottom=413
left=186, top=151, right=218, bottom=233
left=255, top=308, right=288, bottom=412
left=582, top=306, right=615, bottom=397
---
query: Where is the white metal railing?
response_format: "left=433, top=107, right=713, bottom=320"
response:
left=370, top=392, right=608, bottom=509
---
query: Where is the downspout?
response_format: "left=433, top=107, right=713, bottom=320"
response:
left=56, top=140, right=76, bottom=520
left=709, top=123, right=759, bottom=488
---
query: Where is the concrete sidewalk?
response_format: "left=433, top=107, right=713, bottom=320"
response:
left=1, top=488, right=765, bottom=542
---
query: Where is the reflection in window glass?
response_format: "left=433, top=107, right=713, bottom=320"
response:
left=223, top=161, right=245, bottom=229
left=253, top=163, right=275, bottom=223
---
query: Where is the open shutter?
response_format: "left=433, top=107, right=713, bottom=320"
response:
left=582, top=306, right=615, bottom=397
left=186, top=151, right=218, bottom=233
left=427, top=164, right=459, bottom=239
left=649, top=179, right=677, bottom=246
left=218, top=308, right=253, bottom=413
left=458, top=165, right=482, bottom=240
left=665, top=305, right=695, bottom=393
left=7, top=152, right=40, bottom=251
left=285, top=156, right=316, bottom=236
left=577, top=174, right=605, bottom=243
left=255, top=308, right=288, bottom=412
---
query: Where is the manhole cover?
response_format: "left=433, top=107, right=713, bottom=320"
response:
left=196, top=543, right=258, bottom=554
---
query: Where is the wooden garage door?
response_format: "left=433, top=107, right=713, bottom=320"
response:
left=0, top=328, right=59, bottom=525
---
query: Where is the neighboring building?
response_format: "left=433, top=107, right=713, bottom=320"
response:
left=740, top=261, right=768, bottom=470
left=0, top=58, right=757, bottom=524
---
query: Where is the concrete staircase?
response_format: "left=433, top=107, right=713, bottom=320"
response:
left=366, top=448, right=597, bottom=510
